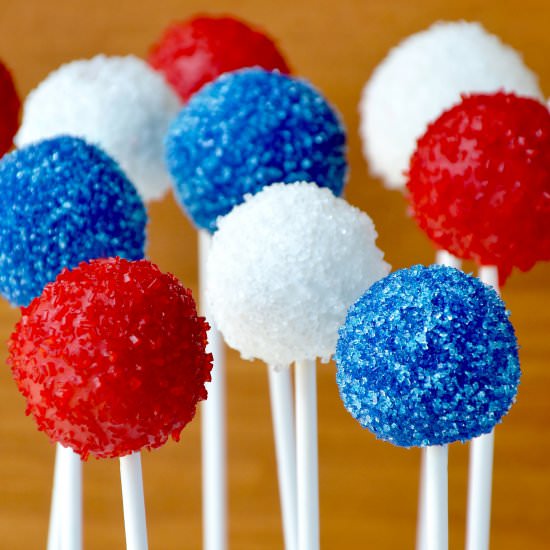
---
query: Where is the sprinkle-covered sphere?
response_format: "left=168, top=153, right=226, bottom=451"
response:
left=9, top=257, right=213, bottom=460
left=15, top=55, right=181, bottom=202
left=360, top=21, right=543, bottom=190
left=408, top=92, right=550, bottom=276
left=0, top=59, right=20, bottom=157
left=166, top=68, right=347, bottom=232
left=206, top=182, right=389, bottom=366
left=0, top=61, right=21, bottom=157
left=149, top=15, right=290, bottom=102
left=336, top=264, right=520, bottom=448
left=0, top=136, right=146, bottom=306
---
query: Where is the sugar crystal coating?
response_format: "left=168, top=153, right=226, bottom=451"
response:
left=361, top=21, right=543, bottom=189
left=0, top=59, right=20, bottom=157
left=336, top=264, right=520, bottom=448
left=166, top=68, right=347, bottom=232
left=15, top=55, right=181, bottom=202
left=149, top=15, right=290, bottom=102
left=206, top=182, right=389, bottom=366
left=0, top=136, right=146, bottom=306
left=408, top=92, right=550, bottom=276
left=9, top=257, right=213, bottom=460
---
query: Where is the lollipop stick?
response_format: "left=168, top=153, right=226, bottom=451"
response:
left=466, top=265, right=498, bottom=550
left=199, top=231, right=227, bottom=550
left=57, top=444, right=82, bottom=550
left=47, top=446, right=62, bottom=550
left=120, top=452, right=148, bottom=550
left=295, top=359, right=319, bottom=550
left=435, top=250, right=462, bottom=269
left=417, top=250, right=462, bottom=550
left=425, top=445, right=448, bottom=550
left=268, top=364, right=298, bottom=550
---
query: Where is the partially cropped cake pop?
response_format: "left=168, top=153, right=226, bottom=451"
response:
left=361, top=21, right=543, bottom=189
left=407, top=92, right=550, bottom=277
left=0, top=59, right=20, bottom=157
left=206, top=182, right=389, bottom=366
left=0, top=136, right=146, bottom=306
left=166, top=68, right=347, bottom=232
left=335, top=264, right=520, bottom=447
left=15, top=55, right=180, bottom=202
left=9, top=257, right=212, bottom=459
left=149, top=14, right=290, bottom=102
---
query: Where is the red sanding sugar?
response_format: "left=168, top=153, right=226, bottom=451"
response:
left=407, top=92, right=550, bottom=277
left=9, top=257, right=212, bottom=460
left=0, top=60, right=20, bottom=157
left=149, top=15, right=290, bottom=102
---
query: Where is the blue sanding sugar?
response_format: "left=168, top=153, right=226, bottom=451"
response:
left=335, top=264, right=520, bottom=448
left=0, top=136, right=147, bottom=306
left=165, top=68, right=347, bottom=232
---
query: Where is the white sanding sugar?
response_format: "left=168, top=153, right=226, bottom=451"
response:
left=206, top=182, right=390, bottom=366
left=16, top=55, right=181, bottom=202
left=360, top=21, right=543, bottom=190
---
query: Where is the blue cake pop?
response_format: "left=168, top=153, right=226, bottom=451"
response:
left=0, top=136, right=147, bottom=306
left=165, top=68, right=347, bottom=232
left=335, top=264, right=520, bottom=448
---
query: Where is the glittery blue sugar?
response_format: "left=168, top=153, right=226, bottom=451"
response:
left=335, top=264, right=520, bottom=448
left=0, top=136, right=147, bottom=306
left=165, top=68, right=347, bottom=232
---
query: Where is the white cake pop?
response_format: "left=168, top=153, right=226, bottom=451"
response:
left=206, top=181, right=389, bottom=366
left=16, top=55, right=181, bottom=202
left=360, top=21, right=543, bottom=190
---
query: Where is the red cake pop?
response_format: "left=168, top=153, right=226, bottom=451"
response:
left=9, top=257, right=212, bottom=460
left=0, top=59, right=20, bottom=157
left=407, top=92, right=550, bottom=278
left=148, top=15, right=290, bottom=102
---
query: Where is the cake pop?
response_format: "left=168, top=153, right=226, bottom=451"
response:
left=0, top=136, right=147, bottom=307
left=361, top=21, right=543, bottom=189
left=9, top=256, right=212, bottom=459
left=407, top=92, right=550, bottom=280
left=166, top=68, right=347, bottom=232
left=336, top=264, right=520, bottom=549
left=207, top=182, right=389, bottom=550
left=165, top=64, right=346, bottom=550
left=0, top=59, right=20, bottom=157
left=206, top=182, right=388, bottom=366
left=15, top=55, right=180, bottom=202
left=0, top=135, right=147, bottom=549
left=149, top=15, right=290, bottom=102
left=9, top=257, right=212, bottom=549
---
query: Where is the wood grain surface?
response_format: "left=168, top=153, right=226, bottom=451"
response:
left=0, top=0, right=549, bottom=548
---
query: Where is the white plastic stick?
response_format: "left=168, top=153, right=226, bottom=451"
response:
left=56, top=444, right=82, bottom=550
left=425, top=445, right=449, bottom=550
left=268, top=364, right=298, bottom=550
left=199, top=231, right=227, bottom=550
left=120, top=452, right=148, bottom=550
left=417, top=250, right=461, bottom=550
left=466, top=265, right=498, bottom=550
left=295, top=359, right=319, bottom=550
left=435, top=250, right=462, bottom=269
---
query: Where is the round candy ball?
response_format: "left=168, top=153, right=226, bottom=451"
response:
left=149, top=15, right=290, bottom=102
left=15, top=55, right=181, bottom=202
left=336, top=264, right=520, bottom=448
left=206, top=182, right=389, bottom=366
left=0, top=59, right=20, bottom=157
left=408, top=92, right=550, bottom=276
left=360, top=21, right=543, bottom=190
left=9, top=257, right=213, bottom=460
left=0, top=136, right=147, bottom=306
left=166, top=68, right=347, bottom=232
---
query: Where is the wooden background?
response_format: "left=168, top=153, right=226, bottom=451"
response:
left=0, top=0, right=549, bottom=548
